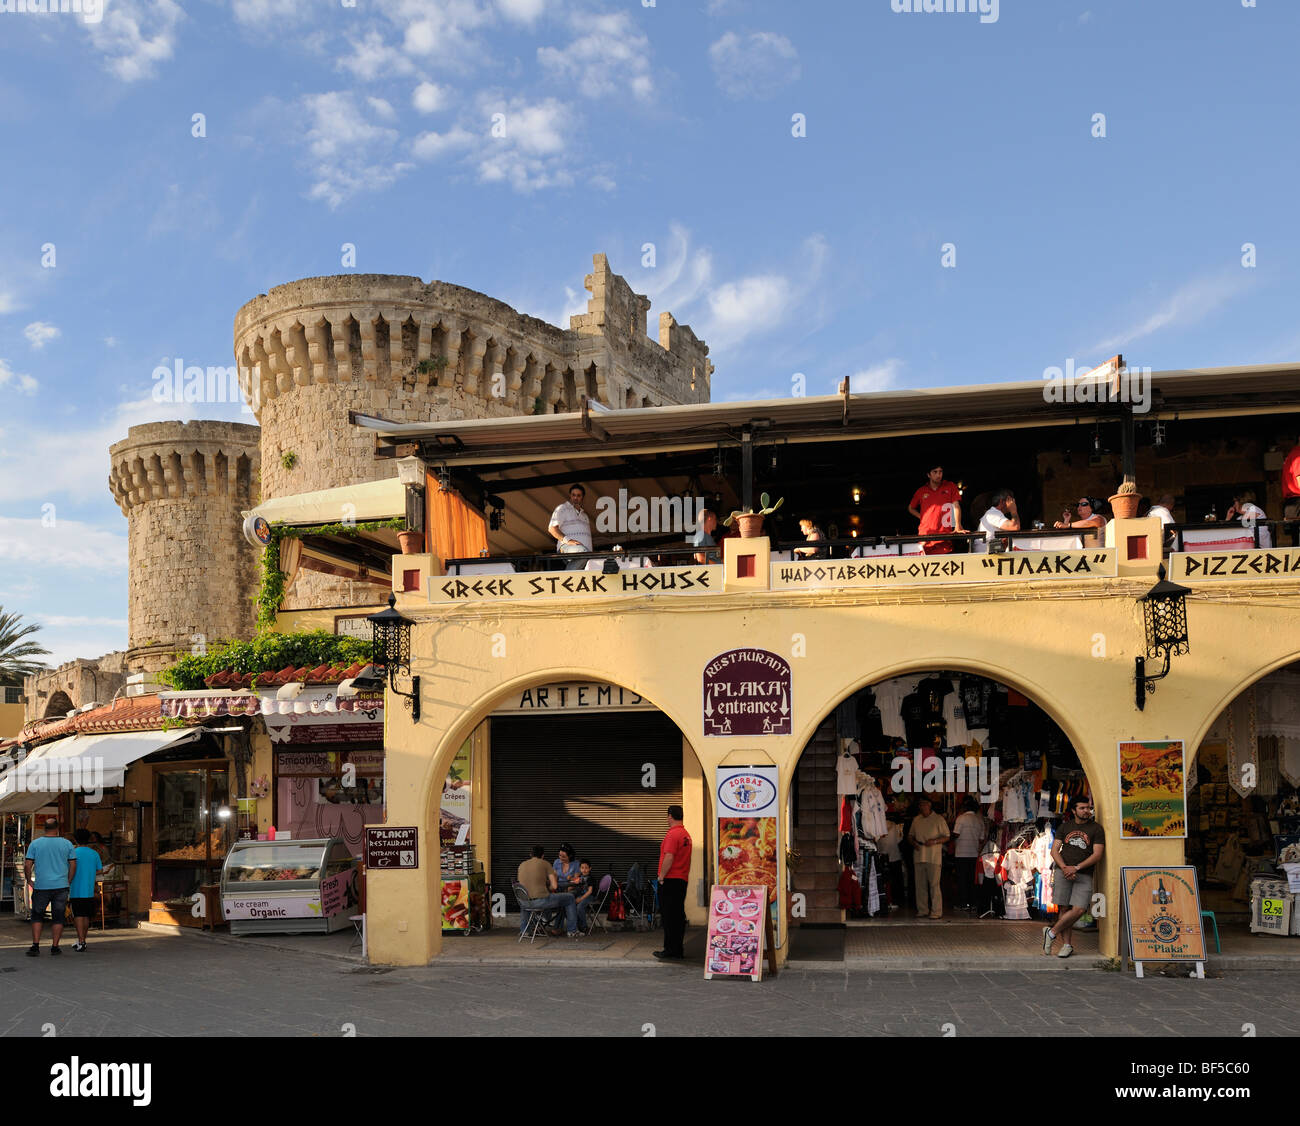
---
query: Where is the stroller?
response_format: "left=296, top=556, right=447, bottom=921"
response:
left=621, top=863, right=660, bottom=931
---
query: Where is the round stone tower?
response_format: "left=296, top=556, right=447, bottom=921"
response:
left=233, top=257, right=712, bottom=610
left=108, top=421, right=262, bottom=674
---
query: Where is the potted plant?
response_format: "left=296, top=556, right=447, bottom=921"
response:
left=723, top=492, right=784, bottom=538
left=398, top=528, right=425, bottom=554
left=1109, top=478, right=1140, bottom=520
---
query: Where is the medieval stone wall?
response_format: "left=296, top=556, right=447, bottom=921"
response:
left=24, top=654, right=128, bottom=725
left=108, top=421, right=262, bottom=672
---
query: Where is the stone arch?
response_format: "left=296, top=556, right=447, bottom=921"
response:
left=43, top=691, right=74, bottom=719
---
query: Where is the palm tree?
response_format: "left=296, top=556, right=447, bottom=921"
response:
left=0, top=609, right=51, bottom=682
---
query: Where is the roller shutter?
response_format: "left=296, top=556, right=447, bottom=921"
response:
left=490, top=712, right=683, bottom=897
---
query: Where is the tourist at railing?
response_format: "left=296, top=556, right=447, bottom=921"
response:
left=977, top=489, right=1020, bottom=549
left=693, top=507, right=719, bottom=564
left=548, top=482, right=593, bottom=570
left=794, top=517, right=828, bottom=558
left=908, top=463, right=967, bottom=555
left=1054, top=496, right=1107, bottom=542
left=1147, top=493, right=1175, bottom=529
left=1226, top=490, right=1272, bottom=548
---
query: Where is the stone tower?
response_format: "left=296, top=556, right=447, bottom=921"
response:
left=108, top=421, right=262, bottom=674
left=233, top=254, right=712, bottom=609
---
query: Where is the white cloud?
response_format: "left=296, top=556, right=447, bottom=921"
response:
left=498, top=0, right=544, bottom=23
left=538, top=13, right=654, bottom=101
left=298, top=92, right=414, bottom=208
left=84, top=0, right=185, bottom=82
left=703, top=275, right=792, bottom=352
left=37, top=614, right=129, bottom=629
left=418, top=96, right=579, bottom=192
left=402, top=0, right=495, bottom=63
left=0, top=292, right=18, bottom=315
left=1092, top=273, right=1250, bottom=354
left=231, top=0, right=308, bottom=25
left=24, top=322, right=60, bottom=350
left=848, top=359, right=904, bottom=395
left=709, top=31, right=800, bottom=100
left=367, top=96, right=398, bottom=121
left=0, top=359, right=38, bottom=395
left=338, top=31, right=417, bottom=82
left=1078, top=10, right=1093, bottom=24
left=411, top=125, right=477, bottom=161
left=104, top=337, right=119, bottom=349
left=0, top=517, right=128, bottom=573
left=413, top=81, right=449, bottom=114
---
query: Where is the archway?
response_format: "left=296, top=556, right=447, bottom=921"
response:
left=43, top=691, right=74, bottom=719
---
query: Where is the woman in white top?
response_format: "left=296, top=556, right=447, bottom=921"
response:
left=1226, top=490, right=1272, bottom=548
left=1054, top=497, right=1107, bottom=543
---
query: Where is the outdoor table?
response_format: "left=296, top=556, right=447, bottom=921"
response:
left=453, top=561, right=517, bottom=575
left=1179, top=526, right=1268, bottom=551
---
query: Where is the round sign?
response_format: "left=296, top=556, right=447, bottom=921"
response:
left=243, top=512, right=273, bottom=547
left=717, top=771, right=777, bottom=814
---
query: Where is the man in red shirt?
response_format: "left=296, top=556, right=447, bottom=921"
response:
left=908, top=464, right=966, bottom=554
left=653, top=805, right=692, bottom=962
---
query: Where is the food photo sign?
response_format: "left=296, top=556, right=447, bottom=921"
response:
left=704, top=885, right=774, bottom=982
left=1118, top=739, right=1187, bottom=838
left=715, top=765, right=781, bottom=949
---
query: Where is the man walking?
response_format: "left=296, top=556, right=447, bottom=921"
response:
left=1043, top=796, right=1105, bottom=958
left=23, top=816, right=76, bottom=957
left=908, top=797, right=949, bottom=919
left=653, top=805, right=692, bottom=962
left=516, top=845, right=581, bottom=938
left=69, top=828, right=104, bottom=952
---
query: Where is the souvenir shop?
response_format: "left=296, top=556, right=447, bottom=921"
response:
left=808, top=670, right=1094, bottom=926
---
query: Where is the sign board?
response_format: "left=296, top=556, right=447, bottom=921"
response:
left=771, top=550, right=1116, bottom=592
left=1121, top=866, right=1208, bottom=978
left=365, top=826, right=419, bottom=870
left=715, top=765, right=781, bottom=948
left=1170, top=547, right=1300, bottom=582
left=439, top=740, right=472, bottom=847
left=334, top=614, right=371, bottom=639
left=429, top=565, right=721, bottom=603
left=222, top=892, right=322, bottom=920
left=489, top=682, right=655, bottom=715
left=704, top=885, right=776, bottom=982
left=1119, top=739, right=1187, bottom=838
left=703, top=649, right=791, bottom=737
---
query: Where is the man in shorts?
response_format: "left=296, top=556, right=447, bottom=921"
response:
left=70, top=828, right=104, bottom=952
left=23, top=816, right=76, bottom=957
left=1043, top=796, right=1105, bottom=958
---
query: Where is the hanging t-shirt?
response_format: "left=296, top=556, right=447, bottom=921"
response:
left=960, top=677, right=993, bottom=729
left=941, top=680, right=970, bottom=746
left=858, top=783, right=888, bottom=838
left=836, top=754, right=859, bottom=796
left=871, top=679, right=910, bottom=740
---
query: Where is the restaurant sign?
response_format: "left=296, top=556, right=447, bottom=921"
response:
left=490, top=682, right=655, bottom=715
left=365, top=826, right=419, bottom=870
left=1170, top=547, right=1300, bottom=582
left=429, top=565, right=721, bottom=602
left=771, top=550, right=1116, bottom=591
left=703, top=649, right=791, bottom=737
left=1121, top=866, right=1207, bottom=972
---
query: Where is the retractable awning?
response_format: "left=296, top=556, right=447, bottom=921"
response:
left=242, top=477, right=405, bottom=529
left=0, top=729, right=204, bottom=812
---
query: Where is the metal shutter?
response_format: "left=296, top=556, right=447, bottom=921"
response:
left=490, top=712, right=683, bottom=895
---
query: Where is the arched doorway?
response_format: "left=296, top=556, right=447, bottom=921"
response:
left=789, top=665, right=1100, bottom=962
left=43, top=691, right=74, bottom=719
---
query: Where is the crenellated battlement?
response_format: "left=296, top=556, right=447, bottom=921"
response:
left=109, top=420, right=260, bottom=514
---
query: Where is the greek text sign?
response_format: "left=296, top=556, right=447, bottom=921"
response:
left=771, top=550, right=1116, bottom=590
left=1170, top=547, right=1300, bottom=582
left=703, top=649, right=791, bottom=737
left=365, top=826, right=419, bottom=869
left=430, top=565, right=721, bottom=602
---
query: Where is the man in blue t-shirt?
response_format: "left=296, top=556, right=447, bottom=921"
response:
left=69, top=828, right=104, bottom=952
left=23, top=816, right=76, bottom=956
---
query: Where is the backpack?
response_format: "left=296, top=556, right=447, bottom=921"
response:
left=607, top=885, right=626, bottom=922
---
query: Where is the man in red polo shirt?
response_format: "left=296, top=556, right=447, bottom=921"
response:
left=653, top=805, right=692, bottom=962
left=908, top=463, right=966, bottom=554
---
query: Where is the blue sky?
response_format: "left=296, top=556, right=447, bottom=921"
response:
left=1, top=0, right=1298, bottom=667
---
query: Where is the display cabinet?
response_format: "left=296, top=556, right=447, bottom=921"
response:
left=220, top=836, right=358, bottom=935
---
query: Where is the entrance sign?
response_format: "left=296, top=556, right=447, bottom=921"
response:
left=1120, top=866, right=1208, bottom=979
left=1170, top=547, right=1300, bottom=582
left=703, top=649, right=792, bottom=737
left=771, top=550, right=1116, bottom=591
left=1118, top=740, right=1186, bottom=838
left=715, top=765, right=781, bottom=948
left=429, top=565, right=720, bottom=602
left=366, top=826, right=419, bottom=869
left=704, top=885, right=776, bottom=982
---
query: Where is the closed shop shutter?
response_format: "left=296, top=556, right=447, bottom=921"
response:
left=490, top=712, right=683, bottom=898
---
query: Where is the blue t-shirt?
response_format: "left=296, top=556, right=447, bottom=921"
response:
left=70, top=846, right=103, bottom=899
left=26, top=835, right=75, bottom=890
left=692, top=526, right=716, bottom=548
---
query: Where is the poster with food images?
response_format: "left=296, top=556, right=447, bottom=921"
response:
left=439, top=739, right=473, bottom=846
left=704, top=885, right=768, bottom=981
left=1118, top=739, right=1187, bottom=838
left=715, top=766, right=781, bottom=948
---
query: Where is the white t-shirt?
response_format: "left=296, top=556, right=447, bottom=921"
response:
left=871, top=679, right=909, bottom=739
left=1238, top=503, right=1271, bottom=548
left=836, top=754, right=859, bottom=796
left=978, top=506, right=1013, bottom=544
left=942, top=681, right=969, bottom=746
left=549, top=500, right=592, bottom=551
left=1148, top=505, right=1174, bottom=527
left=952, top=811, right=986, bottom=858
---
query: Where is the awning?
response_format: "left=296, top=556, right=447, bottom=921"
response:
left=0, top=729, right=204, bottom=812
left=243, top=477, right=405, bottom=530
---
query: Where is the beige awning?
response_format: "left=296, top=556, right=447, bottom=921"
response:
left=243, top=477, right=405, bottom=530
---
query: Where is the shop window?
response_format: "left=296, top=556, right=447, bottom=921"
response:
left=4, top=685, right=20, bottom=704
left=153, top=764, right=229, bottom=906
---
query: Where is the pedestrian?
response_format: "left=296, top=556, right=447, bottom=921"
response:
left=1043, top=796, right=1105, bottom=959
left=908, top=463, right=966, bottom=554
left=23, top=816, right=76, bottom=957
left=951, top=796, right=986, bottom=911
left=69, top=828, right=104, bottom=952
left=908, top=796, right=949, bottom=919
left=653, top=804, right=692, bottom=962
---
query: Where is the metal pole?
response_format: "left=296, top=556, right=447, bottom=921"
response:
left=741, top=428, right=753, bottom=513
left=1121, top=408, right=1136, bottom=483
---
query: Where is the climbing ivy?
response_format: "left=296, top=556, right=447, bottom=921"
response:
left=158, top=631, right=376, bottom=692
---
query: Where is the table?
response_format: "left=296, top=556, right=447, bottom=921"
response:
left=1179, top=528, right=1266, bottom=552
left=452, top=561, right=517, bottom=575
left=1011, top=534, right=1083, bottom=551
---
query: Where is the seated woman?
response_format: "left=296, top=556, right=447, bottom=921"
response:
left=553, top=844, right=581, bottom=891
left=794, top=518, right=828, bottom=558
left=1054, top=497, right=1107, bottom=542
left=1226, top=490, right=1272, bottom=548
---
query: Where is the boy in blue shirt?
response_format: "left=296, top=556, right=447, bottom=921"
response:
left=23, top=816, right=76, bottom=956
left=70, top=828, right=104, bottom=952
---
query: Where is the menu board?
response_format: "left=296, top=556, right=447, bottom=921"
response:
left=705, top=885, right=770, bottom=982
left=1121, top=866, right=1207, bottom=972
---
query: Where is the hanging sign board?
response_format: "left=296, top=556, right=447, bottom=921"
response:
left=1120, top=865, right=1208, bottom=979
left=704, top=885, right=776, bottom=982
left=703, top=649, right=791, bottom=736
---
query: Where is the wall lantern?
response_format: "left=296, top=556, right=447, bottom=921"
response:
left=368, top=593, right=420, bottom=721
left=1135, top=573, right=1191, bottom=711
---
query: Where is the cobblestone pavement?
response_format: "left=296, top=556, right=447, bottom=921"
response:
left=3, top=923, right=1299, bottom=1038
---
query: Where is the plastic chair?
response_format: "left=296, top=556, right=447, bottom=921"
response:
left=1200, top=909, right=1221, bottom=953
left=584, top=874, right=614, bottom=935
left=513, top=882, right=550, bottom=944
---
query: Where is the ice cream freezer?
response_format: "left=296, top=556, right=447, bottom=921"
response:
left=220, top=836, right=360, bottom=935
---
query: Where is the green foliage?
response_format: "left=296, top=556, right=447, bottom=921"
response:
left=722, top=492, right=785, bottom=526
left=0, top=608, right=51, bottom=680
left=416, top=357, right=448, bottom=375
left=280, top=450, right=298, bottom=470
left=158, top=630, right=375, bottom=691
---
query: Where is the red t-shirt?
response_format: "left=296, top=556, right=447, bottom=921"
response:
left=1283, top=446, right=1300, bottom=498
left=910, top=481, right=961, bottom=535
left=659, top=824, right=692, bottom=880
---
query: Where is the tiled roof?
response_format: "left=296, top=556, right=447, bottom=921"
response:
left=202, top=663, right=366, bottom=690
left=2, top=694, right=200, bottom=750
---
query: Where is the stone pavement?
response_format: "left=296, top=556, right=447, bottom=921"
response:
left=3, top=916, right=1300, bottom=1038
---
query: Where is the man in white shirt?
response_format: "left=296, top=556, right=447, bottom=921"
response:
left=1147, top=493, right=1175, bottom=527
left=977, top=490, right=1019, bottom=550
left=951, top=797, right=986, bottom=911
left=548, top=483, right=593, bottom=568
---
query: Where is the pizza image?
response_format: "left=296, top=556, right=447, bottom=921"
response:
left=718, top=818, right=777, bottom=891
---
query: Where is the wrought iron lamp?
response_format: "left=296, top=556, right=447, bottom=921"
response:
left=368, top=593, right=420, bottom=721
left=1135, top=573, right=1191, bottom=710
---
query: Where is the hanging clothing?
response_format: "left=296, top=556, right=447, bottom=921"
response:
left=836, top=753, right=859, bottom=796
left=858, top=782, right=888, bottom=838
left=1001, top=774, right=1035, bottom=823
left=871, top=679, right=910, bottom=740
left=941, top=679, right=970, bottom=746
left=1001, top=848, right=1033, bottom=920
left=837, top=867, right=862, bottom=909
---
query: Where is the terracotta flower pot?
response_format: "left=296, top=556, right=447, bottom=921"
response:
left=1109, top=493, right=1140, bottom=520
left=398, top=529, right=425, bottom=554
left=735, top=513, right=765, bottom=538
